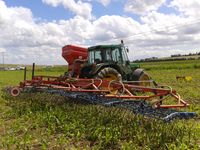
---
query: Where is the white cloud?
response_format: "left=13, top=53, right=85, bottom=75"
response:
left=170, top=0, right=200, bottom=17
left=42, top=0, right=92, bottom=19
left=91, top=15, right=142, bottom=42
left=96, top=0, right=111, bottom=6
left=82, top=0, right=111, bottom=6
left=0, top=0, right=67, bottom=64
left=1, top=0, right=200, bottom=64
left=124, top=0, right=166, bottom=15
left=0, top=48, right=6, bottom=53
left=126, top=10, right=200, bottom=59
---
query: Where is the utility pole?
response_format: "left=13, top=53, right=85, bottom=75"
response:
left=2, top=52, right=4, bottom=69
left=0, top=52, right=5, bottom=69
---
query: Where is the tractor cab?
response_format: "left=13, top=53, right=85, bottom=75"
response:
left=79, top=41, right=135, bottom=80
left=88, top=43, right=130, bottom=66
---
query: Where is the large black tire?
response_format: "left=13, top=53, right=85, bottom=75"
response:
left=95, top=67, right=122, bottom=81
left=138, top=71, right=151, bottom=86
left=132, top=69, right=151, bottom=86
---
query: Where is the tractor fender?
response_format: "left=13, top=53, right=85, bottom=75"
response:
left=132, top=68, right=145, bottom=81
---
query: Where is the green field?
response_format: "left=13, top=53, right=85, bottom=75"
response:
left=0, top=60, right=200, bottom=149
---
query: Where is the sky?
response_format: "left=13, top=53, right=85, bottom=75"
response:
left=1, top=0, right=200, bottom=65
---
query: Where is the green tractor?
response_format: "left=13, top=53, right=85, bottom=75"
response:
left=62, top=41, right=150, bottom=85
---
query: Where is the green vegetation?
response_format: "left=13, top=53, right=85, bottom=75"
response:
left=0, top=60, right=200, bottom=149
left=138, top=59, right=200, bottom=70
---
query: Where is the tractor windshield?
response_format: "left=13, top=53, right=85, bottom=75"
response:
left=112, top=48, right=122, bottom=62
left=88, top=48, right=111, bottom=64
left=89, top=49, right=102, bottom=64
left=105, top=48, right=112, bottom=61
left=88, top=45, right=129, bottom=64
left=121, top=46, right=129, bottom=62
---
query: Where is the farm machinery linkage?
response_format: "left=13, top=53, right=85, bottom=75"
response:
left=9, top=42, right=197, bottom=122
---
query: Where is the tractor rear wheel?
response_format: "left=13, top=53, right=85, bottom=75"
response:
left=95, top=67, right=122, bottom=81
left=138, top=71, right=151, bottom=86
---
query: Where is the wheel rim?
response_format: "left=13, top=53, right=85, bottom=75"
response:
left=10, top=87, right=20, bottom=97
left=102, top=73, right=118, bottom=81
left=95, top=67, right=122, bottom=90
left=139, top=73, right=150, bottom=86
left=100, top=73, right=119, bottom=92
left=108, top=80, right=125, bottom=95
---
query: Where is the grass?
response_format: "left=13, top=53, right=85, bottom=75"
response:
left=0, top=60, right=200, bottom=149
left=138, top=59, right=200, bottom=70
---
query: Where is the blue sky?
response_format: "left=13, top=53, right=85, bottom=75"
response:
left=5, top=0, right=177, bottom=22
left=1, top=0, right=200, bottom=65
left=5, top=0, right=73, bottom=21
left=5, top=0, right=135, bottom=21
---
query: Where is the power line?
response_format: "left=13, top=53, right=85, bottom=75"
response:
left=93, top=17, right=200, bottom=45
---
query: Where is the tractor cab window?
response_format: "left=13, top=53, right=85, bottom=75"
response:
left=112, top=48, right=122, bottom=62
left=89, top=50, right=95, bottom=64
left=121, top=46, right=129, bottom=62
left=89, top=50, right=102, bottom=64
left=94, top=50, right=102, bottom=63
left=105, top=48, right=112, bottom=61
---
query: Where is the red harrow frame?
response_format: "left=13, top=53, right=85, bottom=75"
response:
left=11, top=75, right=189, bottom=109
left=9, top=64, right=196, bottom=121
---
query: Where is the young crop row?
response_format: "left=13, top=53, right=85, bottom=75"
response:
left=0, top=60, right=200, bottom=149
left=0, top=92, right=199, bottom=149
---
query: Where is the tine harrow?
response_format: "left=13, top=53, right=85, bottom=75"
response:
left=9, top=75, right=197, bottom=122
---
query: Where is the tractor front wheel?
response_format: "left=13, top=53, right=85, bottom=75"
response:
left=95, top=67, right=122, bottom=81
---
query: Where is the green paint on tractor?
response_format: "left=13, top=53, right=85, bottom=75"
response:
left=62, top=41, right=150, bottom=84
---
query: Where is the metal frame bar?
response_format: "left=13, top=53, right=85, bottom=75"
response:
left=17, top=74, right=190, bottom=109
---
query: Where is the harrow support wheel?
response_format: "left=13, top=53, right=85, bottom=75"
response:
left=10, top=87, right=20, bottom=97
left=108, top=80, right=125, bottom=95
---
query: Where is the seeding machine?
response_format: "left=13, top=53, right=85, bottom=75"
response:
left=9, top=41, right=196, bottom=121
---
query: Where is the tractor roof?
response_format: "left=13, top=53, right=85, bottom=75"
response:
left=88, top=44, right=122, bottom=51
